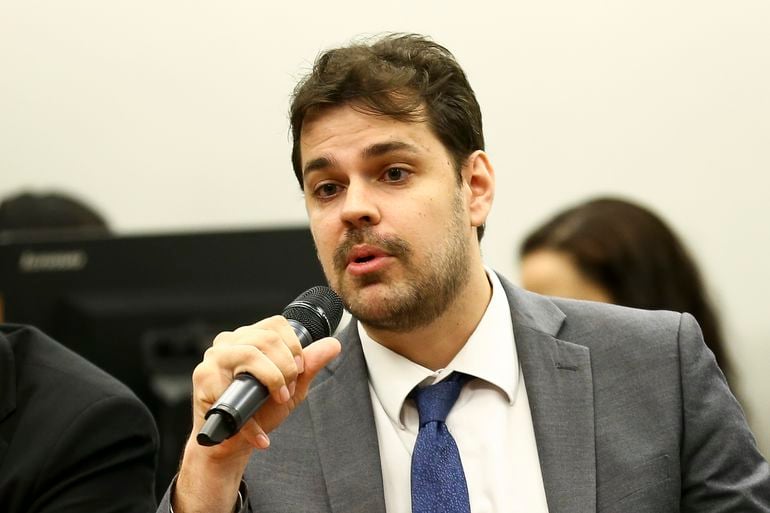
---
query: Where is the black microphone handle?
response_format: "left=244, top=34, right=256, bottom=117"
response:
left=196, top=319, right=312, bottom=446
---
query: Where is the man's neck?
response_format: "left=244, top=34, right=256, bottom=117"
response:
left=362, top=265, right=492, bottom=370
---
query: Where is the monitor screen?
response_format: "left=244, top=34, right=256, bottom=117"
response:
left=0, top=226, right=328, bottom=494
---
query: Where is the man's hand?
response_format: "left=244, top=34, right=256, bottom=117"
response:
left=172, top=315, right=342, bottom=513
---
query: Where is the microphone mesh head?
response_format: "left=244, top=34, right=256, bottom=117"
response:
left=282, top=286, right=344, bottom=340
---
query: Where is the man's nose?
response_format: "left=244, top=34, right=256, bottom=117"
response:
left=340, top=182, right=381, bottom=228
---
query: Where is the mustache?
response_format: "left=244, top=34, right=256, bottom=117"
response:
left=333, top=228, right=411, bottom=272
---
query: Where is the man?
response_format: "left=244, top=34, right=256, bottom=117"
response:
left=163, top=34, right=770, bottom=512
left=0, top=323, right=159, bottom=512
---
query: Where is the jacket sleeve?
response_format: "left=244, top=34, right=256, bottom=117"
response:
left=38, top=393, right=159, bottom=513
left=678, top=312, right=770, bottom=511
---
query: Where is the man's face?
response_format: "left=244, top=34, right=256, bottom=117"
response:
left=300, top=104, right=477, bottom=332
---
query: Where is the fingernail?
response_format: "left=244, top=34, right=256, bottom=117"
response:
left=295, top=355, right=304, bottom=374
left=288, top=381, right=296, bottom=396
left=256, top=434, right=270, bottom=449
left=279, top=385, right=291, bottom=403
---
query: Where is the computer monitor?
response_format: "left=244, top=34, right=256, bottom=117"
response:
left=0, top=226, right=327, bottom=495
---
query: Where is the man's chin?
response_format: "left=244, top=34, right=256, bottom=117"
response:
left=337, top=279, right=394, bottom=314
left=338, top=277, right=445, bottom=332
left=339, top=280, right=387, bottom=306
left=335, top=270, right=386, bottom=297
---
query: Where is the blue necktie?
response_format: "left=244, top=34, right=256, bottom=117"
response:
left=411, top=373, right=471, bottom=513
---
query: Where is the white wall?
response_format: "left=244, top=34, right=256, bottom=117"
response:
left=2, top=1, right=768, bottom=456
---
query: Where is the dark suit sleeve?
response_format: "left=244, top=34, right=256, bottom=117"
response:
left=36, top=393, right=159, bottom=513
left=678, top=313, right=770, bottom=511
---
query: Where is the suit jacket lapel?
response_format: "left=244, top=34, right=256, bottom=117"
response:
left=307, top=321, right=387, bottom=513
left=304, top=278, right=597, bottom=513
left=501, top=277, right=597, bottom=513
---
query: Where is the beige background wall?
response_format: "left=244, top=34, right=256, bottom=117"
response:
left=2, top=1, right=768, bottom=455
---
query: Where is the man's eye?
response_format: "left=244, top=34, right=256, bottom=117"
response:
left=314, top=183, right=341, bottom=198
left=382, top=167, right=410, bottom=182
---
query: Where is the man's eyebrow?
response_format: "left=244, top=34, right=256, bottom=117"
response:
left=302, top=141, right=420, bottom=178
left=303, top=156, right=333, bottom=176
left=362, top=141, right=420, bottom=159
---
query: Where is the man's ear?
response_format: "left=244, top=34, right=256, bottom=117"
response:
left=462, top=150, right=495, bottom=229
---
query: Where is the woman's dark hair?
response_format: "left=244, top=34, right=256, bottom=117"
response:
left=289, top=33, right=486, bottom=239
left=520, top=197, right=728, bottom=372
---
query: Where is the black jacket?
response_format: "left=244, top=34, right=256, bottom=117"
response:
left=0, top=324, right=158, bottom=513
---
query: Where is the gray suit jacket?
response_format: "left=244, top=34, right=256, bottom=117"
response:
left=162, top=276, right=770, bottom=512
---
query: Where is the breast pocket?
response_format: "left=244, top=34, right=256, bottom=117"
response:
left=598, top=454, right=674, bottom=512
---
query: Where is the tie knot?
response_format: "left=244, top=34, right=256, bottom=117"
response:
left=412, top=373, right=468, bottom=426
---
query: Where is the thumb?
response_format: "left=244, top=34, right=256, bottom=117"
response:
left=297, top=337, right=341, bottom=387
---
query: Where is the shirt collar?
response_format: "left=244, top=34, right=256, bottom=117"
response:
left=359, top=267, right=518, bottom=428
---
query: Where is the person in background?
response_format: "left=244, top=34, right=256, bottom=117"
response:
left=519, top=196, right=729, bottom=375
left=0, top=191, right=110, bottom=241
left=0, top=323, right=159, bottom=512
left=0, top=190, right=112, bottom=323
left=1, top=192, right=159, bottom=510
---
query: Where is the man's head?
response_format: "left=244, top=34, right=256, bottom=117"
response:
left=292, top=35, right=495, bottom=335
left=290, top=33, right=485, bottom=239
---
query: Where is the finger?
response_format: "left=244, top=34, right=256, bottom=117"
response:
left=231, top=321, right=302, bottom=383
left=211, top=330, right=234, bottom=346
left=231, top=326, right=301, bottom=383
left=250, top=338, right=342, bottom=434
left=246, top=315, right=303, bottom=357
left=271, top=318, right=305, bottom=374
left=200, top=344, right=291, bottom=404
left=190, top=358, right=233, bottom=422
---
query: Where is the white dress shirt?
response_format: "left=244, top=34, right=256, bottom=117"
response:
left=360, top=269, right=550, bottom=513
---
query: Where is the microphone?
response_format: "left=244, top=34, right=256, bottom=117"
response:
left=196, top=286, right=344, bottom=446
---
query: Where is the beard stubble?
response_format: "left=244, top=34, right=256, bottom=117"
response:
left=328, top=192, right=472, bottom=332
